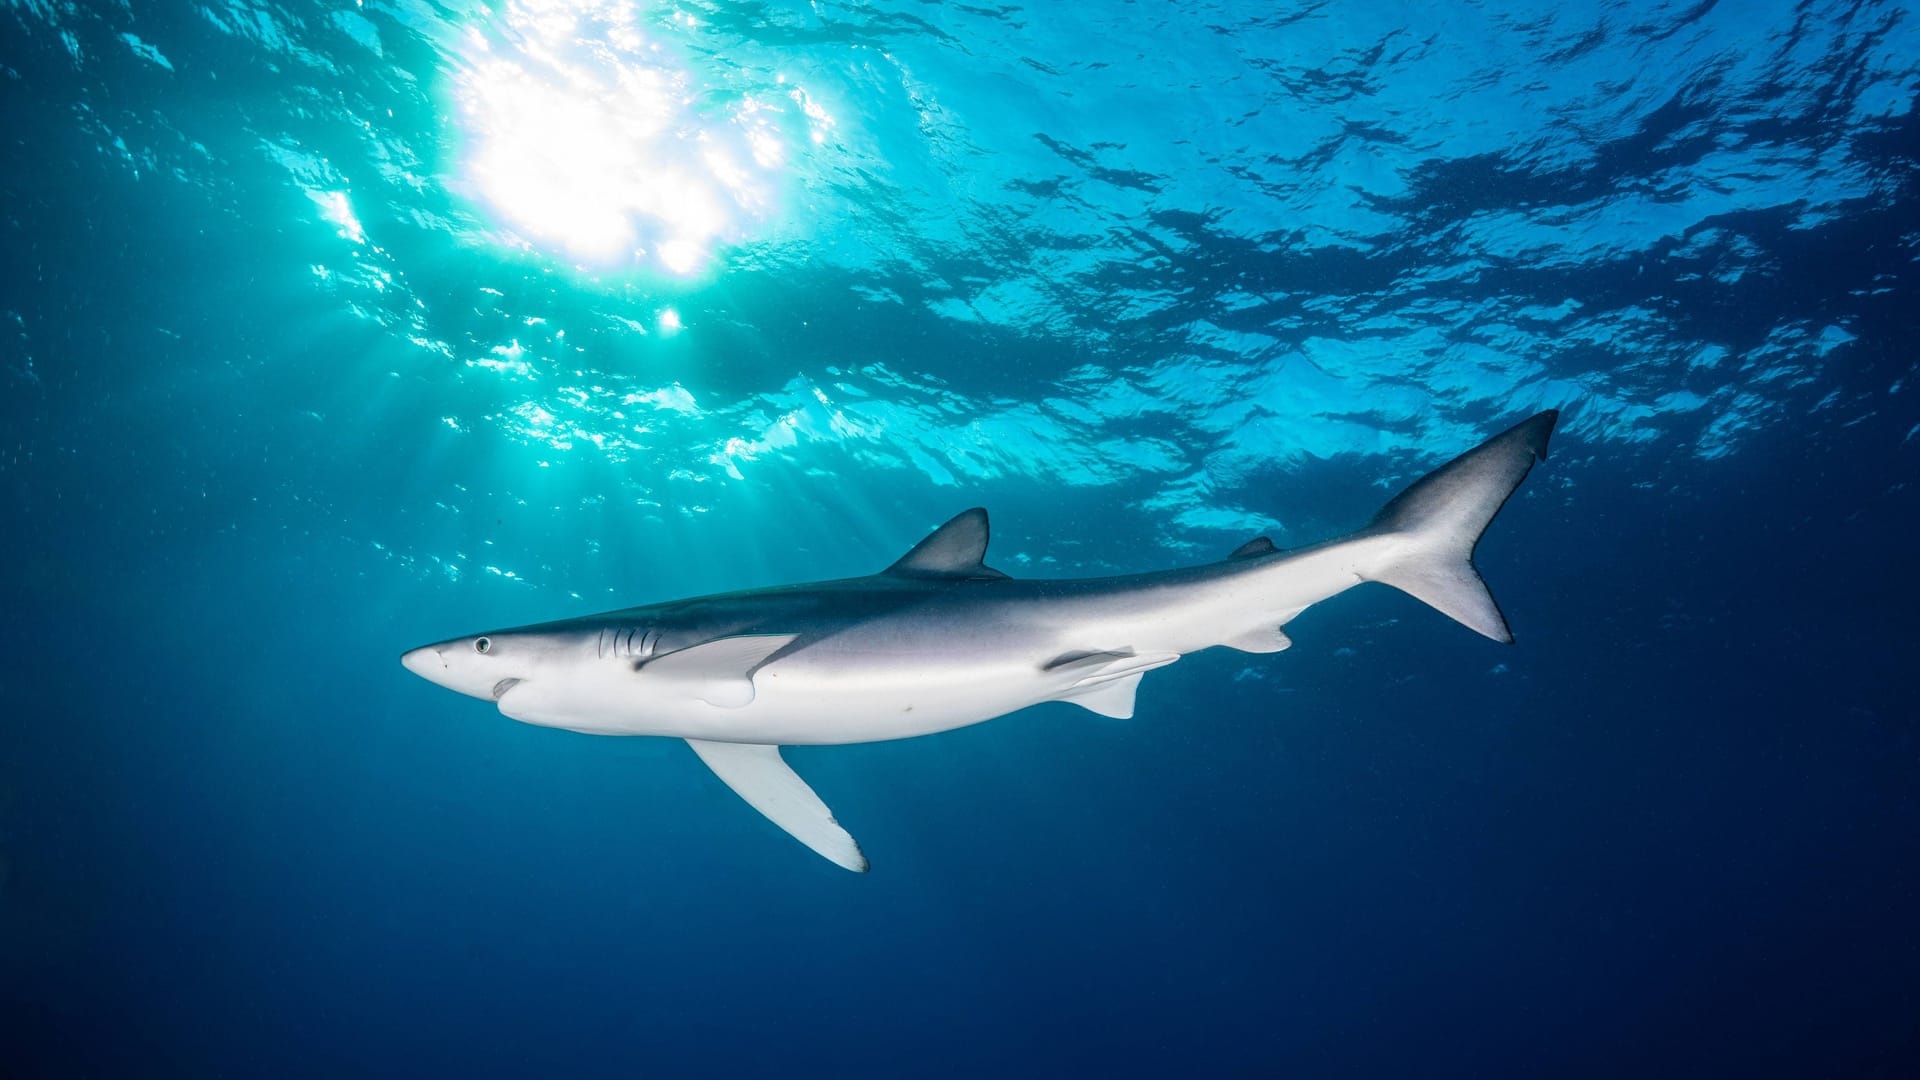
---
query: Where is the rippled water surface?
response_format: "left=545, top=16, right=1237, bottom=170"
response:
left=4, top=1, right=1917, bottom=1075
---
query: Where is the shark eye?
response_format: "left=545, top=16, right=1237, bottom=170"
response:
left=474, top=637, right=492, bottom=654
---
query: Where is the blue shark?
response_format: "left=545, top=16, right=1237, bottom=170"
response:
left=403, top=411, right=1559, bottom=870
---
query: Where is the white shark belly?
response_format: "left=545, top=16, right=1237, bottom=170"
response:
left=504, top=653, right=1057, bottom=744
left=714, top=664, right=1051, bottom=744
left=503, top=602, right=1111, bottom=744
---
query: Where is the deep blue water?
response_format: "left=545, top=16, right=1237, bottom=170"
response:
left=4, top=0, right=1918, bottom=1075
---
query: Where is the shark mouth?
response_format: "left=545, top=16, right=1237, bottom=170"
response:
left=491, top=677, right=523, bottom=701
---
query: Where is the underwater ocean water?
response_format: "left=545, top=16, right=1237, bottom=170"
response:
left=3, top=0, right=1918, bottom=1075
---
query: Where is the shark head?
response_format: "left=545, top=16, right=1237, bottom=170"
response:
left=403, top=613, right=808, bottom=732
left=401, top=630, right=548, bottom=705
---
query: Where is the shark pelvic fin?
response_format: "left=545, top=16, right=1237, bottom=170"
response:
left=884, top=508, right=1011, bottom=580
left=1047, top=650, right=1181, bottom=719
left=1058, top=675, right=1144, bottom=718
left=686, top=740, right=869, bottom=872
left=640, top=634, right=799, bottom=708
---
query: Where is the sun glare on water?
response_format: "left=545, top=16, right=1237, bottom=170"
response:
left=453, top=0, right=817, bottom=275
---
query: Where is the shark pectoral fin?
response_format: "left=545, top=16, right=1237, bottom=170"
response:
left=686, top=739, right=869, bottom=873
left=1047, top=650, right=1181, bottom=719
left=640, top=633, right=800, bottom=708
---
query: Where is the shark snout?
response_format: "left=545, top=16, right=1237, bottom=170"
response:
left=400, top=645, right=447, bottom=680
left=402, top=641, right=522, bottom=703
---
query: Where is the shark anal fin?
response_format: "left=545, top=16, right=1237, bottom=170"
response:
left=1046, top=650, right=1180, bottom=719
left=686, top=739, right=869, bottom=872
left=640, top=633, right=799, bottom=708
left=1221, top=625, right=1293, bottom=654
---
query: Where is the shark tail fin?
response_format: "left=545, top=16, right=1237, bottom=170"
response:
left=1361, top=411, right=1559, bottom=643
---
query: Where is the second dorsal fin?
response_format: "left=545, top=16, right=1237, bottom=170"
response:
left=1228, top=536, right=1277, bottom=560
left=884, top=508, right=1010, bottom=580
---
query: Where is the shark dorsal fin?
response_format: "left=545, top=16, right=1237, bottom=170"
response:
left=885, top=508, right=1010, bottom=580
left=1229, top=536, right=1277, bottom=560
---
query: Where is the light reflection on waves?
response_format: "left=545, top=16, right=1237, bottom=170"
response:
left=440, top=1, right=1908, bottom=506
left=446, top=0, right=835, bottom=275
left=14, top=0, right=1914, bottom=544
